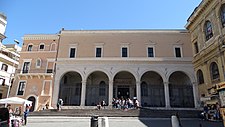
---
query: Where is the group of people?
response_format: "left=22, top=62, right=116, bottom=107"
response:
left=203, top=103, right=221, bottom=121
left=7, top=104, right=31, bottom=126
left=112, top=98, right=140, bottom=110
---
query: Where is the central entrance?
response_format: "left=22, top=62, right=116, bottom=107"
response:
left=117, top=87, right=129, bottom=99
left=113, top=71, right=136, bottom=99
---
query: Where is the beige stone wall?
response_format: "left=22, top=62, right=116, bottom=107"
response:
left=58, top=30, right=192, bottom=58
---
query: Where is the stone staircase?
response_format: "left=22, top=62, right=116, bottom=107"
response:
left=29, top=107, right=202, bottom=118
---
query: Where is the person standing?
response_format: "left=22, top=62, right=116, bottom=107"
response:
left=23, top=108, right=29, bottom=125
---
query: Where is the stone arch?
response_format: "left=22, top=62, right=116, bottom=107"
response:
left=140, top=68, right=166, bottom=82
left=112, top=69, right=138, bottom=82
left=168, top=71, right=194, bottom=108
left=140, top=71, right=165, bottom=107
left=26, top=95, right=37, bottom=112
left=85, top=71, right=109, bottom=106
left=85, top=68, right=111, bottom=81
left=113, top=71, right=136, bottom=99
left=59, top=71, right=82, bottom=106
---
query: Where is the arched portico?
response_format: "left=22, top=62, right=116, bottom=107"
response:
left=169, top=71, right=194, bottom=108
left=85, top=71, right=109, bottom=106
left=59, top=71, right=82, bottom=106
left=140, top=71, right=165, bottom=107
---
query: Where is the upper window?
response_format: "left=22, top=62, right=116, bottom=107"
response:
left=70, top=48, right=76, bottom=58
left=174, top=47, right=182, bottom=58
left=96, top=47, right=102, bottom=58
left=194, top=42, right=199, bottom=54
left=36, top=59, right=41, bottom=68
left=147, top=47, right=154, bottom=57
left=17, top=81, right=26, bottom=95
left=121, top=47, right=128, bottom=57
left=204, top=21, right=213, bottom=41
left=1, top=64, right=8, bottom=72
left=210, top=62, right=220, bottom=81
left=39, top=44, right=45, bottom=51
left=197, top=69, right=204, bottom=85
left=22, top=62, right=30, bottom=73
left=27, top=45, right=33, bottom=51
left=220, top=4, right=225, bottom=27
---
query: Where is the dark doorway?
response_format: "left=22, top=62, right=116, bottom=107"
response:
left=27, top=96, right=36, bottom=112
left=117, top=88, right=129, bottom=99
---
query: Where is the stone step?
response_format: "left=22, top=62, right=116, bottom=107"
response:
left=29, top=108, right=202, bottom=118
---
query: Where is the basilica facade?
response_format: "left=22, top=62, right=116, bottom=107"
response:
left=9, top=29, right=199, bottom=111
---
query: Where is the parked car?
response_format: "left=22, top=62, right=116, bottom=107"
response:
left=0, top=107, right=9, bottom=127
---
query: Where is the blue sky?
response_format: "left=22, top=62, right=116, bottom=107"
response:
left=0, top=0, right=201, bottom=46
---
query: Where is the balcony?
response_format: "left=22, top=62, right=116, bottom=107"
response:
left=16, top=69, right=54, bottom=79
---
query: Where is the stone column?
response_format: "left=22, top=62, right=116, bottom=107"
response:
left=80, top=80, right=87, bottom=106
left=192, top=82, right=200, bottom=108
left=164, top=82, right=171, bottom=108
left=108, top=80, right=113, bottom=107
left=52, top=78, right=60, bottom=109
left=136, top=81, right=141, bottom=104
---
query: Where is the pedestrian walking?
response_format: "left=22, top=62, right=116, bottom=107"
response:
left=57, top=98, right=63, bottom=111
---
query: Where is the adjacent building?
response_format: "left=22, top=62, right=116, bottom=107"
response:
left=186, top=0, right=225, bottom=105
left=0, top=13, right=21, bottom=99
left=10, top=29, right=199, bottom=111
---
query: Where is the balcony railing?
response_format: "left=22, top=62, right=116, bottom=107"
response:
left=16, top=69, right=54, bottom=74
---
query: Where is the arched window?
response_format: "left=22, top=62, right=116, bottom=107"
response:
left=50, top=43, right=56, bottom=51
left=39, top=43, right=45, bottom=51
left=99, top=81, right=106, bottom=96
left=27, top=44, right=33, bottom=51
left=36, top=59, right=41, bottom=68
left=204, top=21, right=213, bottom=41
left=210, top=62, right=220, bottom=80
left=197, top=69, right=204, bottom=85
left=1, top=64, right=8, bottom=72
left=220, top=4, right=225, bottom=27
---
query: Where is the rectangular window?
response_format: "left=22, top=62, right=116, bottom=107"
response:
left=148, top=47, right=154, bottom=57
left=70, top=48, right=76, bottom=58
left=175, top=47, right=181, bottom=58
left=17, top=81, right=26, bottom=95
left=122, top=47, right=128, bottom=57
left=96, top=48, right=102, bottom=57
left=194, top=42, right=199, bottom=54
left=22, top=62, right=30, bottom=73
left=27, top=45, right=32, bottom=51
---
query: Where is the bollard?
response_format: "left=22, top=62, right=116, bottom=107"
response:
left=90, top=115, right=98, bottom=127
left=171, top=115, right=180, bottom=127
left=101, top=117, right=109, bottom=127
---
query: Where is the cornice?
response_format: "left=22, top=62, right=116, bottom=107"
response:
left=186, top=0, right=218, bottom=30
left=60, top=29, right=188, bottom=35
left=57, top=57, right=193, bottom=63
left=23, top=34, right=59, bottom=40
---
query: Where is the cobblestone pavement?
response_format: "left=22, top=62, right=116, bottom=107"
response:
left=24, top=116, right=223, bottom=127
